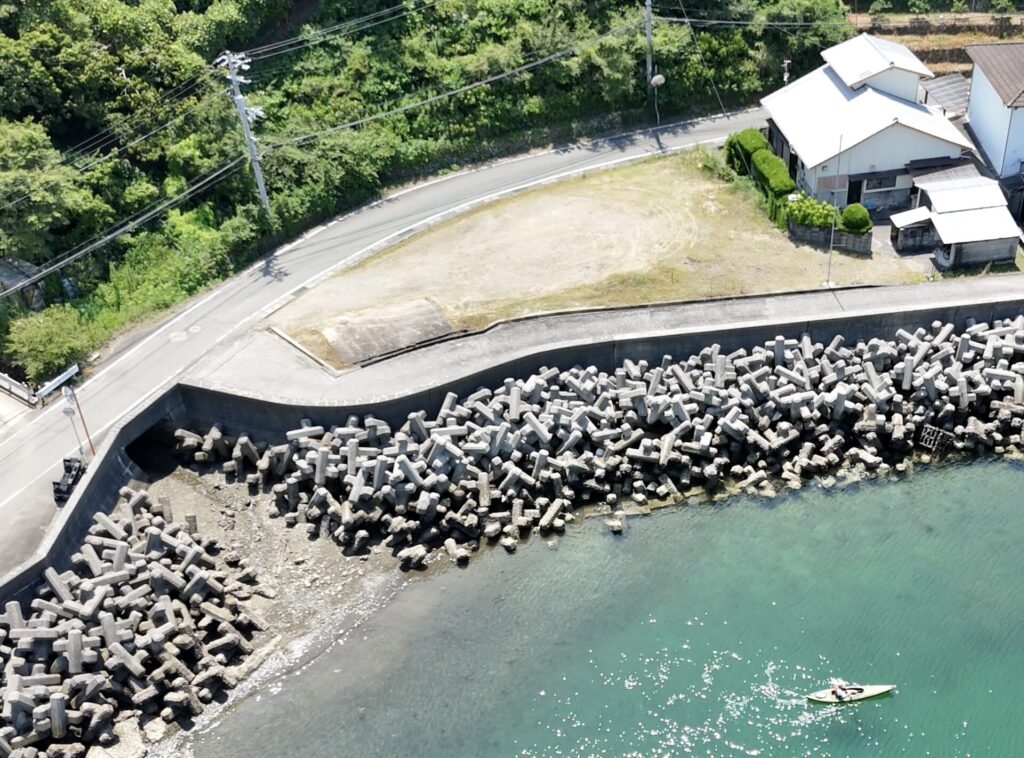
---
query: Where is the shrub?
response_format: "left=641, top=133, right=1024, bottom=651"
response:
left=725, top=129, right=770, bottom=175
left=868, top=0, right=892, bottom=13
left=750, top=149, right=797, bottom=197
left=907, top=0, right=932, bottom=13
left=5, top=304, right=95, bottom=383
left=840, top=203, right=872, bottom=234
left=787, top=194, right=838, bottom=229
left=694, top=145, right=735, bottom=183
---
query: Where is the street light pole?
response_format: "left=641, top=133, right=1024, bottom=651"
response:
left=826, top=133, right=843, bottom=289
left=63, top=386, right=95, bottom=455
left=62, top=406, right=84, bottom=459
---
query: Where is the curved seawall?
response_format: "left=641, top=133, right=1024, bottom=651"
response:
left=6, top=277, right=1024, bottom=607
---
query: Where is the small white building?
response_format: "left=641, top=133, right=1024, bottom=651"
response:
left=889, top=164, right=1020, bottom=268
left=965, top=42, right=1024, bottom=219
left=762, top=34, right=972, bottom=212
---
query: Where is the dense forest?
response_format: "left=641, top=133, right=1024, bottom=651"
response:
left=0, top=0, right=854, bottom=381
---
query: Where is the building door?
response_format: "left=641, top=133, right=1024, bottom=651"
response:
left=847, top=179, right=863, bottom=204
left=788, top=150, right=798, bottom=179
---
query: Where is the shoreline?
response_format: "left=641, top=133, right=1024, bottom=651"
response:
left=5, top=314, right=1024, bottom=755
left=152, top=450, right=1020, bottom=757
left=149, top=446, right=1019, bottom=756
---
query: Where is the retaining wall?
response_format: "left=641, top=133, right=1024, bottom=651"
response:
left=6, top=289, right=1024, bottom=607
left=788, top=221, right=872, bottom=254
left=0, top=387, right=189, bottom=608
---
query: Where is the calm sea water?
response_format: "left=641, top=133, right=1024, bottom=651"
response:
left=192, top=460, right=1024, bottom=757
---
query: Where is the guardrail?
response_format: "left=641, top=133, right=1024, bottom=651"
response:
left=0, top=371, right=33, bottom=404
left=0, top=363, right=79, bottom=407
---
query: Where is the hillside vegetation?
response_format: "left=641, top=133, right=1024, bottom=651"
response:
left=0, top=0, right=852, bottom=381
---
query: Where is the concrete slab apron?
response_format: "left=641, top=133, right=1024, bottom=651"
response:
left=183, top=275, right=1024, bottom=407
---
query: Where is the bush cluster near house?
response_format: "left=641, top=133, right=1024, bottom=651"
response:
left=787, top=193, right=873, bottom=234
left=725, top=128, right=795, bottom=225
left=0, top=0, right=854, bottom=381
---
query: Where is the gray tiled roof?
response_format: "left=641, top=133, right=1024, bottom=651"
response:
left=966, top=42, right=1024, bottom=108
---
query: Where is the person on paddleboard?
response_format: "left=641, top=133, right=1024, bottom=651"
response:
left=831, top=679, right=849, bottom=700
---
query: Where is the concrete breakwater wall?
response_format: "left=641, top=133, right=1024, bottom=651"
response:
left=172, top=314, right=1024, bottom=570
left=0, top=486, right=262, bottom=757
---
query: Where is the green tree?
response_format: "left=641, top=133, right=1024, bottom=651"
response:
left=0, top=120, right=110, bottom=263
left=5, top=304, right=94, bottom=381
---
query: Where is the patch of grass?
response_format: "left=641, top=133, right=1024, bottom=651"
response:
left=274, top=146, right=931, bottom=365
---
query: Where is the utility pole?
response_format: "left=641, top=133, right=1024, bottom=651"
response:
left=645, top=0, right=654, bottom=90
left=216, top=51, right=270, bottom=211
left=826, top=133, right=843, bottom=289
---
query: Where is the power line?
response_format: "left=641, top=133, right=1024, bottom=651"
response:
left=266, top=22, right=641, bottom=150
left=59, top=72, right=214, bottom=167
left=241, top=0, right=442, bottom=62
left=676, top=1, right=727, bottom=119
left=655, top=15, right=857, bottom=28
left=0, top=90, right=229, bottom=214
left=0, top=158, right=246, bottom=301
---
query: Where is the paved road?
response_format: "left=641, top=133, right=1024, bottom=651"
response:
left=0, top=108, right=766, bottom=570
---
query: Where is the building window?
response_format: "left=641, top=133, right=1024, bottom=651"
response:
left=865, top=175, right=897, bottom=191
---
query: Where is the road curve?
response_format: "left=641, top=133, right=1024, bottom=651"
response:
left=0, top=108, right=765, bottom=570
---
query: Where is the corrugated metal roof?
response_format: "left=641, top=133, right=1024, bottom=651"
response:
left=966, top=43, right=1024, bottom=108
left=890, top=206, right=932, bottom=227
left=931, top=206, right=1021, bottom=244
left=761, top=65, right=973, bottom=168
left=926, top=182, right=1007, bottom=213
left=822, top=33, right=933, bottom=89
left=921, top=74, right=971, bottom=117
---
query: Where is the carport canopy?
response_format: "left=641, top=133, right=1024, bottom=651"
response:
left=890, top=206, right=932, bottom=228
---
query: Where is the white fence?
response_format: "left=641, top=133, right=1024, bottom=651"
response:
left=0, top=363, right=79, bottom=406
left=0, top=371, right=33, bottom=404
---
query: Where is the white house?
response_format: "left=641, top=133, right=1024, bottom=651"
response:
left=964, top=42, right=1024, bottom=218
left=762, top=34, right=972, bottom=212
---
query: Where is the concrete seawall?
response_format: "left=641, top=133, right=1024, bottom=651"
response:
left=5, top=279, right=1024, bottom=607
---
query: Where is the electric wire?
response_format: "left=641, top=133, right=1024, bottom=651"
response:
left=0, top=157, right=247, bottom=301
left=265, top=22, right=640, bottom=149
left=241, top=0, right=442, bottom=61
left=0, top=90, right=230, bottom=214
left=59, top=72, right=213, bottom=166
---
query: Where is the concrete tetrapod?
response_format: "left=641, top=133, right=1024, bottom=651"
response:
left=175, top=315, right=1024, bottom=566
left=0, top=487, right=262, bottom=757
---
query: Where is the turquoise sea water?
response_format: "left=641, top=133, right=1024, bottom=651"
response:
left=193, top=460, right=1024, bottom=757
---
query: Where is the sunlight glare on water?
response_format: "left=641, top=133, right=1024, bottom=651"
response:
left=193, top=460, right=1024, bottom=757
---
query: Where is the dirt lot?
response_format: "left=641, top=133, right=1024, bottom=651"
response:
left=268, top=149, right=927, bottom=367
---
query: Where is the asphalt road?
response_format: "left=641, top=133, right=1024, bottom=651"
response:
left=0, top=108, right=765, bottom=571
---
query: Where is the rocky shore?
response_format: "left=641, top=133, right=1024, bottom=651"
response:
left=0, top=488, right=264, bottom=758
left=175, top=315, right=1024, bottom=565
left=6, top=314, right=1024, bottom=756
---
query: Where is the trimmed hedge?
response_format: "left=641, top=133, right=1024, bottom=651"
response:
left=750, top=149, right=797, bottom=198
left=725, top=128, right=770, bottom=175
left=749, top=148, right=796, bottom=225
left=840, top=203, right=873, bottom=234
